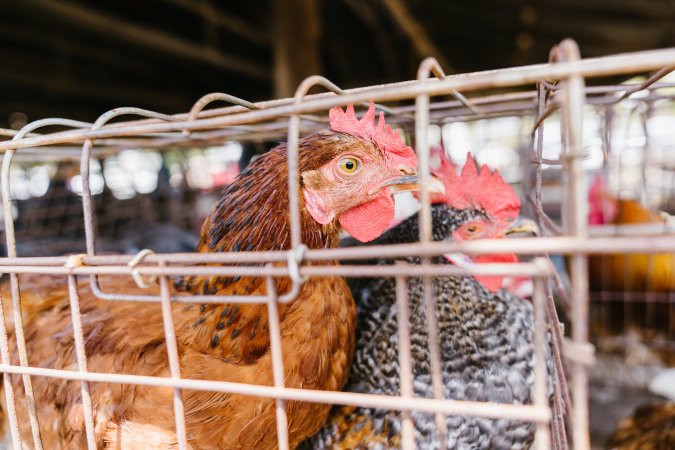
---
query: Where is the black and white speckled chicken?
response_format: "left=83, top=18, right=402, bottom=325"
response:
left=305, top=154, right=542, bottom=449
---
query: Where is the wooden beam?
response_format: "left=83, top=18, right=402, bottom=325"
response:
left=163, top=0, right=270, bottom=46
left=23, top=0, right=269, bottom=81
left=381, top=0, right=453, bottom=73
left=0, top=25, right=157, bottom=78
left=0, top=101, right=103, bottom=126
left=273, top=0, right=321, bottom=98
left=0, top=68, right=185, bottom=111
left=434, top=1, right=671, bottom=47
left=342, top=0, right=399, bottom=78
left=0, top=44, right=266, bottom=119
left=544, top=0, right=675, bottom=18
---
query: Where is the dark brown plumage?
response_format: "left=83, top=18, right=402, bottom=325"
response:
left=607, top=402, right=675, bottom=450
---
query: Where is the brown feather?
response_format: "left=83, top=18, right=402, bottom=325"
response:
left=0, top=130, right=386, bottom=449
left=607, top=402, right=675, bottom=450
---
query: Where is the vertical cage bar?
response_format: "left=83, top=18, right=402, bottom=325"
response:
left=421, top=278, right=447, bottom=444
left=558, top=39, right=591, bottom=450
left=415, top=58, right=448, bottom=449
left=286, top=113, right=303, bottom=250
left=531, top=82, right=571, bottom=448
left=80, top=139, right=98, bottom=256
left=286, top=75, right=346, bottom=252
left=158, top=272, right=188, bottom=450
left=0, top=291, right=23, bottom=450
left=395, top=265, right=415, bottom=450
left=641, top=103, right=657, bottom=331
left=66, top=274, right=97, bottom=450
left=1, top=149, right=44, bottom=450
left=0, top=118, right=90, bottom=450
left=532, top=268, right=552, bottom=450
left=546, top=282, right=571, bottom=450
left=266, top=275, right=290, bottom=450
left=415, top=62, right=433, bottom=245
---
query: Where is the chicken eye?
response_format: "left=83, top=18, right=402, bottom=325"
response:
left=465, top=225, right=479, bottom=234
left=338, top=157, right=361, bottom=174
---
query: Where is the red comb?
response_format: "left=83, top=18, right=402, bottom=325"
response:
left=329, top=102, right=416, bottom=164
left=435, top=152, right=520, bottom=219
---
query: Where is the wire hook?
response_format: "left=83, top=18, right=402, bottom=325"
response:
left=128, top=249, right=157, bottom=289
left=286, top=244, right=308, bottom=284
left=64, top=254, right=86, bottom=270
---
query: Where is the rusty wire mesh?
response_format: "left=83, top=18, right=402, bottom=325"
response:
left=0, top=39, right=673, bottom=450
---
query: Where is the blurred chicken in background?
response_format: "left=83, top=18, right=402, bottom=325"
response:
left=613, top=368, right=675, bottom=450
left=586, top=172, right=675, bottom=366
left=606, top=402, right=675, bottom=450
left=588, top=173, right=675, bottom=292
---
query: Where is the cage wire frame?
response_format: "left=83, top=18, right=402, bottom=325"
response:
left=0, top=39, right=672, bottom=450
left=586, top=76, right=675, bottom=359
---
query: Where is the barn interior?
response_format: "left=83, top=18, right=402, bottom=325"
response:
left=1, top=1, right=675, bottom=449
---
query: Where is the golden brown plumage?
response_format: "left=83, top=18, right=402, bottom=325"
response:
left=606, top=402, right=675, bottom=450
left=2, top=274, right=355, bottom=449
left=589, top=175, right=674, bottom=292
left=0, top=105, right=424, bottom=449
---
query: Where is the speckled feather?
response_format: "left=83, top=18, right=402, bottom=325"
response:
left=304, top=205, right=539, bottom=450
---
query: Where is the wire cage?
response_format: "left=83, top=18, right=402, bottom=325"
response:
left=0, top=39, right=673, bottom=450
left=584, top=90, right=675, bottom=366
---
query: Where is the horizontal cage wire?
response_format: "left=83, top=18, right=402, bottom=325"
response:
left=0, top=39, right=672, bottom=450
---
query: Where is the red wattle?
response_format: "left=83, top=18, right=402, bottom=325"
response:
left=474, top=275, right=504, bottom=293
left=474, top=253, right=518, bottom=293
left=339, top=192, right=395, bottom=242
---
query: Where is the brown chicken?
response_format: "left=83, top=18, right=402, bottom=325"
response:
left=607, top=402, right=675, bottom=450
left=588, top=173, right=674, bottom=292
left=0, top=103, right=437, bottom=449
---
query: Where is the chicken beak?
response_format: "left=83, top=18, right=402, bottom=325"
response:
left=505, top=217, right=540, bottom=236
left=380, top=174, right=445, bottom=194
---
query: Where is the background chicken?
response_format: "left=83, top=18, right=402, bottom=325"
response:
left=0, top=103, right=431, bottom=449
left=588, top=173, right=674, bottom=292
left=606, top=402, right=675, bottom=450
left=586, top=172, right=675, bottom=365
left=305, top=154, right=541, bottom=449
left=601, top=368, right=675, bottom=449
